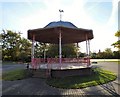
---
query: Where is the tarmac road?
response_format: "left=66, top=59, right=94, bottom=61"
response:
left=2, top=63, right=26, bottom=73
left=97, top=62, right=119, bottom=74
left=92, top=62, right=119, bottom=82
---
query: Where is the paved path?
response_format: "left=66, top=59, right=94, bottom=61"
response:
left=2, top=78, right=119, bottom=96
left=2, top=77, right=119, bottom=96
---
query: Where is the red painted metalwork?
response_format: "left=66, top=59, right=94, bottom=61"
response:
left=31, top=57, right=90, bottom=77
left=31, top=57, right=90, bottom=69
left=46, top=59, right=52, bottom=77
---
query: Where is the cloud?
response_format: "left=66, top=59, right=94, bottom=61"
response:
left=2, top=0, right=118, bottom=52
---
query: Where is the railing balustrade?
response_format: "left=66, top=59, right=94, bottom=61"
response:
left=31, top=57, right=90, bottom=69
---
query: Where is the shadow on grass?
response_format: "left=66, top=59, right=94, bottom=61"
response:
left=46, top=67, right=117, bottom=89
left=100, top=82, right=119, bottom=96
left=96, top=69, right=119, bottom=96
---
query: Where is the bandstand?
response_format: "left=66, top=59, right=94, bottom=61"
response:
left=28, top=21, right=94, bottom=78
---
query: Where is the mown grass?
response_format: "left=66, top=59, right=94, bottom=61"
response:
left=100, top=61, right=120, bottom=64
left=91, top=59, right=120, bottom=63
left=118, top=61, right=120, bottom=64
left=2, top=61, right=17, bottom=65
left=46, top=68, right=117, bottom=89
left=2, top=69, right=32, bottom=81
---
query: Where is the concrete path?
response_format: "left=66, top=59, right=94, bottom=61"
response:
left=2, top=78, right=119, bottom=96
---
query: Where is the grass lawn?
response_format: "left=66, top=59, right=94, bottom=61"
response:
left=2, top=69, right=32, bottom=81
left=46, top=68, right=117, bottom=89
left=2, top=61, right=28, bottom=65
left=91, top=59, right=120, bottom=63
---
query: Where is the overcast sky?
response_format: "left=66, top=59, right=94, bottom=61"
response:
left=1, top=0, right=119, bottom=52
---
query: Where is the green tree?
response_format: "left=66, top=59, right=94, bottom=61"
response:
left=91, top=48, right=114, bottom=59
left=47, top=44, right=78, bottom=58
left=104, top=48, right=113, bottom=58
left=112, top=30, right=120, bottom=50
left=46, top=44, right=59, bottom=58
left=79, top=52, right=86, bottom=58
left=34, top=42, right=49, bottom=58
left=2, top=30, right=21, bottom=61
left=19, top=38, right=31, bottom=62
left=2, top=30, right=31, bottom=62
left=113, top=51, right=120, bottom=59
left=96, top=52, right=106, bottom=59
left=91, top=52, right=97, bottom=59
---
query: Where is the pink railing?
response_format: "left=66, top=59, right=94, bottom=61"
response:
left=46, top=58, right=90, bottom=64
left=31, top=57, right=90, bottom=78
left=31, top=57, right=90, bottom=69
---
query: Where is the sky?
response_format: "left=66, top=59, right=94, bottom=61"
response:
left=0, top=0, right=119, bottom=53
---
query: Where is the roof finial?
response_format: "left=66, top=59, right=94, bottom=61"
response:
left=59, top=9, right=64, bottom=21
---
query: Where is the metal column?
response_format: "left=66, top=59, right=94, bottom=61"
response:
left=31, top=35, right=35, bottom=68
left=86, top=34, right=88, bottom=56
left=76, top=43, right=79, bottom=58
left=86, top=34, right=89, bottom=66
left=59, top=31, right=62, bottom=69
left=88, top=40, right=90, bottom=56
left=88, top=40, right=91, bottom=65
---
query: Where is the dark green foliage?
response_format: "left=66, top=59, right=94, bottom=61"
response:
left=46, top=44, right=78, bottom=58
left=91, top=48, right=120, bottom=59
left=34, top=43, right=49, bottom=58
left=79, top=52, right=86, bottom=57
left=113, top=51, right=120, bottom=59
left=112, top=30, right=120, bottom=50
left=2, top=30, right=31, bottom=62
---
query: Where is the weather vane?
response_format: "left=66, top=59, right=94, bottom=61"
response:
left=59, top=9, right=64, bottom=21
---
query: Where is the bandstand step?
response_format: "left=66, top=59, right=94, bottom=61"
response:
left=32, top=69, right=50, bottom=78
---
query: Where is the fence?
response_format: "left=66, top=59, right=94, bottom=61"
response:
left=31, top=57, right=90, bottom=69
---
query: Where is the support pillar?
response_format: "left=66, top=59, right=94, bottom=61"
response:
left=59, top=31, right=62, bottom=69
left=88, top=40, right=90, bottom=56
left=86, top=34, right=88, bottom=56
left=43, top=50, right=46, bottom=63
left=43, top=43, right=46, bottom=63
left=31, top=34, right=35, bottom=68
left=88, top=40, right=91, bottom=66
left=85, top=34, right=89, bottom=66
left=76, top=43, right=79, bottom=58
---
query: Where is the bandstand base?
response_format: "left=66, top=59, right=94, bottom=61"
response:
left=51, top=67, right=92, bottom=78
left=30, top=63, right=92, bottom=78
